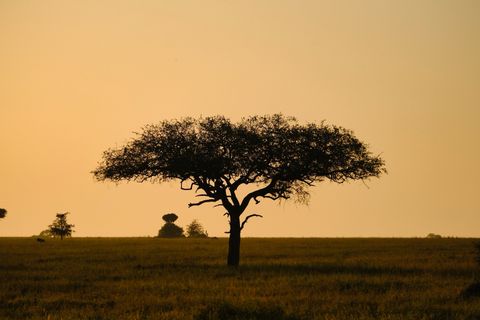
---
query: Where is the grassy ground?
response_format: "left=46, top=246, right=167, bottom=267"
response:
left=0, top=237, right=479, bottom=319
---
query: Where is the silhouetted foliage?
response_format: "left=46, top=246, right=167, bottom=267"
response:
left=48, top=212, right=75, bottom=240
left=94, top=114, right=386, bottom=266
left=162, top=213, right=178, bottom=223
left=39, top=229, right=53, bottom=238
left=426, top=233, right=442, bottom=239
left=187, top=219, right=208, bottom=238
left=0, top=208, right=7, bottom=219
left=158, top=214, right=184, bottom=238
left=158, top=223, right=184, bottom=238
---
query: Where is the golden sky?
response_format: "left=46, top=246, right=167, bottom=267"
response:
left=1, top=0, right=479, bottom=237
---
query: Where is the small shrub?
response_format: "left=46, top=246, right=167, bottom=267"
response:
left=186, top=219, right=208, bottom=238
left=39, top=229, right=53, bottom=238
left=158, top=223, right=184, bottom=238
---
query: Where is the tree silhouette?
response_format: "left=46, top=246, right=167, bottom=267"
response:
left=186, top=219, right=208, bottom=238
left=0, top=208, right=6, bottom=219
left=39, top=229, right=53, bottom=238
left=162, top=213, right=178, bottom=224
left=48, top=212, right=75, bottom=240
left=158, top=213, right=184, bottom=238
left=93, top=114, right=386, bottom=266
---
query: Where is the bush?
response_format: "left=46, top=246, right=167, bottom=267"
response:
left=39, top=229, right=53, bottom=238
left=158, top=222, right=184, bottom=238
left=187, top=219, right=208, bottom=238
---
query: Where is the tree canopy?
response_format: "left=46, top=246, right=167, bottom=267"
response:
left=94, top=114, right=386, bottom=265
left=162, top=213, right=178, bottom=224
left=0, top=208, right=6, bottom=219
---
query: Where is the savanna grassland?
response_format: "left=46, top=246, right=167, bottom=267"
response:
left=1, top=238, right=479, bottom=320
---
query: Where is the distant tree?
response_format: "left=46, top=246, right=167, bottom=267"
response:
left=162, top=213, right=178, bottom=224
left=158, top=223, right=184, bottom=238
left=94, top=114, right=386, bottom=266
left=426, top=233, right=442, bottom=239
left=186, top=219, right=208, bottom=238
left=48, top=212, right=75, bottom=240
left=158, top=213, right=184, bottom=238
left=0, top=208, right=7, bottom=219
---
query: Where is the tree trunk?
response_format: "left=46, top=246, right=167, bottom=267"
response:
left=227, top=214, right=241, bottom=266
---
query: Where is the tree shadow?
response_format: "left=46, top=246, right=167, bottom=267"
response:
left=460, top=282, right=480, bottom=300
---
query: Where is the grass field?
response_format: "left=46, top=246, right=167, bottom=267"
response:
left=1, top=238, right=479, bottom=319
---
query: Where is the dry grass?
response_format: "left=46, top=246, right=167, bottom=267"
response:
left=0, top=237, right=479, bottom=319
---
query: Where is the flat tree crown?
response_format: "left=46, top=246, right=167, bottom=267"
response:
left=94, top=114, right=385, bottom=206
left=162, top=213, right=178, bottom=223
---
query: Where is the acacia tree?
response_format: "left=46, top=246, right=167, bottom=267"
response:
left=0, top=208, right=6, bottom=219
left=48, top=212, right=75, bottom=240
left=93, top=114, right=386, bottom=266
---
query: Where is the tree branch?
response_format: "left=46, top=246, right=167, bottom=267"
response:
left=264, top=194, right=289, bottom=201
left=240, top=214, right=263, bottom=230
left=240, top=178, right=278, bottom=211
left=193, top=177, right=216, bottom=196
left=188, top=198, right=220, bottom=207
left=228, top=188, right=240, bottom=207
left=195, top=193, right=210, bottom=198
left=230, top=169, right=263, bottom=190
left=180, top=179, right=195, bottom=190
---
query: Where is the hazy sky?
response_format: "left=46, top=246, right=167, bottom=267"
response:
left=1, top=0, right=479, bottom=237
